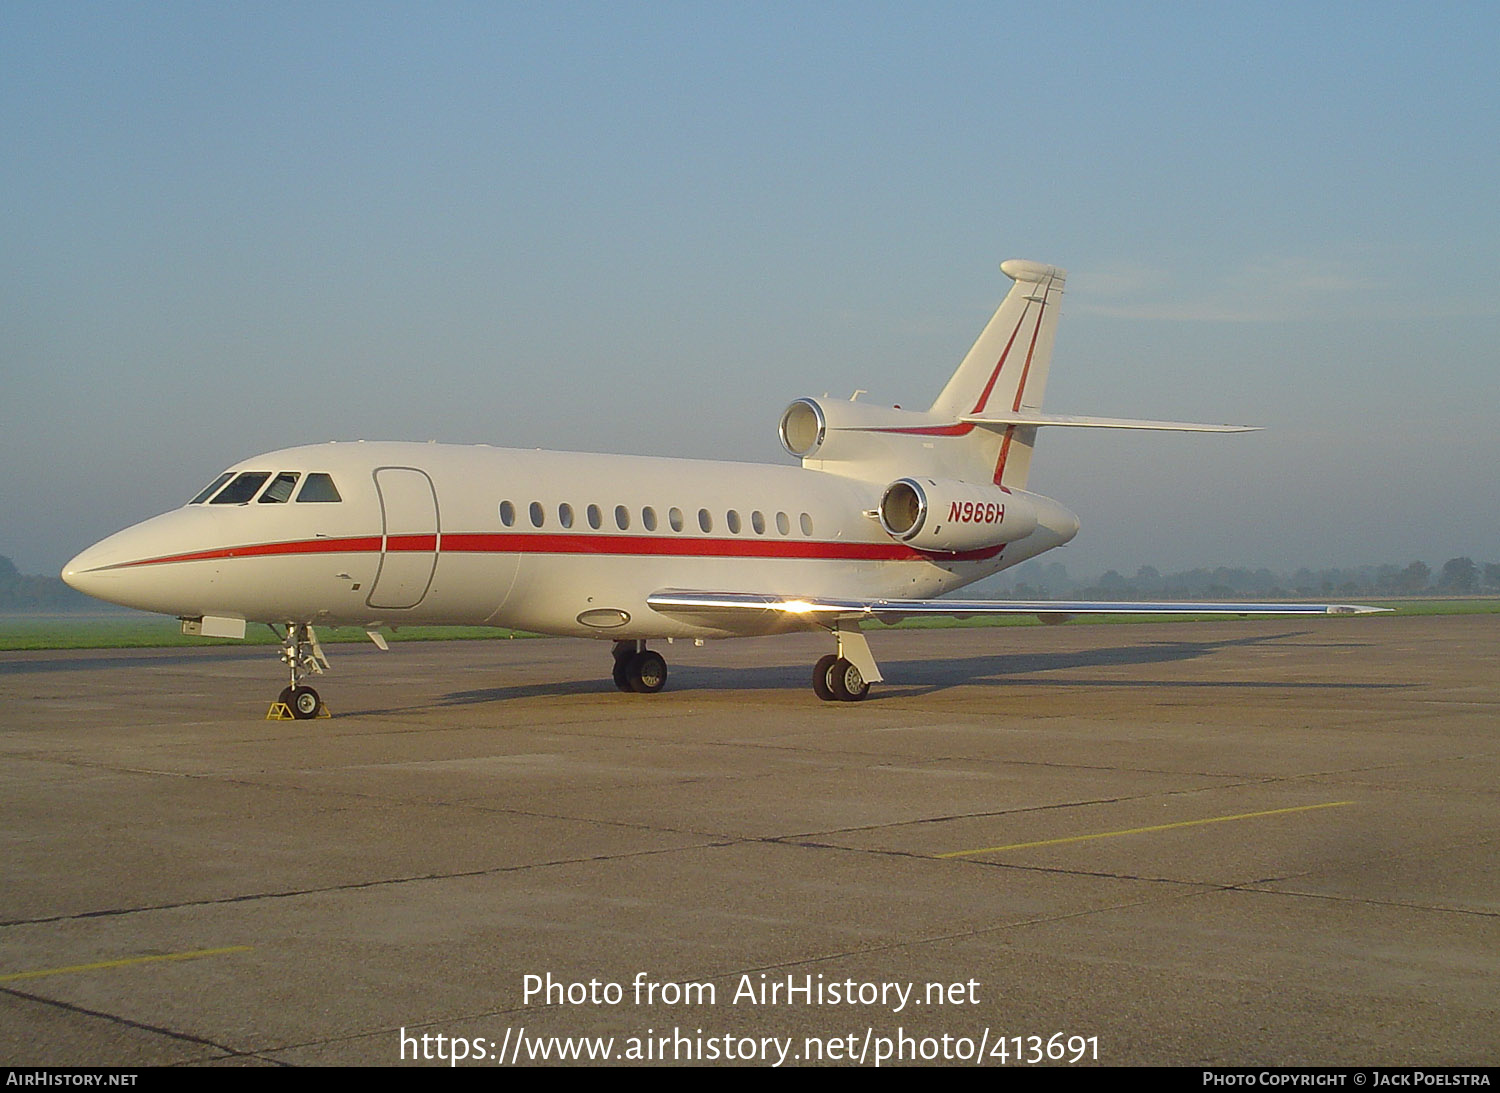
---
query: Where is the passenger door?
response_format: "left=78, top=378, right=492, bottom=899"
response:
left=366, top=467, right=439, bottom=610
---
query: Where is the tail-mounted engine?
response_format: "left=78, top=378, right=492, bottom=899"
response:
left=878, top=477, right=1039, bottom=553
left=780, top=397, right=938, bottom=461
left=779, top=397, right=989, bottom=482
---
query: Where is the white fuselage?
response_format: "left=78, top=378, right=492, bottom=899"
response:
left=62, top=440, right=1080, bottom=641
left=57, top=261, right=1370, bottom=712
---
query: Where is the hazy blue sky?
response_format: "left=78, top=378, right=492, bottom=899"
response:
left=4, top=2, right=1496, bottom=578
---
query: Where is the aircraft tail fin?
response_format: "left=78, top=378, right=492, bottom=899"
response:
left=929, top=259, right=1066, bottom=489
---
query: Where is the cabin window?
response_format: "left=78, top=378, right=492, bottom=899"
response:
left=751, top=510, right=766, bottom=535
left=297, top=473, right=342, bottom=503
left=558, top=503, right=574, bottom=528
left=529, top=501, right=545, bottom=528
left=698, top=508, right=713, bottom=533
left=726, top=510, right=742, bottom=534
left=800, top=512, right=814, bottom=536
left=669, top=507, right=684, bottom=532
left=642, top=507, right=658, bottom=532
left=587, top=504, right=602, bottom=530
left=499, top=501, right=516, bottom=527
left=210, top=472, right=271, bottom=505
left=614, top=505, right=630, bottom=531
left=190, top=473, right=233, bottom=505
left=776, top=511, right=790, bottom=535
left=258, top=472, right=300, bottom=503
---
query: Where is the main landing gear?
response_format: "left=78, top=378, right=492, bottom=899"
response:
left=612, top=639, right=667, bottom=694
left=814, top=654, right=868, bottom=701
left=812, top=626, right=883, bottom=702
left=272, top=622, right=330, bottom=719
left=606, top=628, right=881, bottom=702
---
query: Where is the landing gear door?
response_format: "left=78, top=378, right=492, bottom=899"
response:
left=366, top=467, right=439, bottom=610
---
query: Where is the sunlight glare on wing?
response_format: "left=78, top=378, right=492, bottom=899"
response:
left=776, top=599, right=819, bottom=614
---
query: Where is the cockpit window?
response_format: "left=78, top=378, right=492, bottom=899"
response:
left=190, top=472, right=234, bottom=505
left=258, top=472, right=301, bottom=503
left=210, top=472, right=272, bottom=504
left=295, top=473, right=342, bottom=503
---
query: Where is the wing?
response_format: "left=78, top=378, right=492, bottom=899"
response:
left=646, top=589, right=1386, bottom=630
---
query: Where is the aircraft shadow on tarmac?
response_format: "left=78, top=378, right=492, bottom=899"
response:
left=0, top=631, right=1405, bottom=716
left=0, top=647, right=263, bottom=675
left=425, top=630, right=1409, bottom=710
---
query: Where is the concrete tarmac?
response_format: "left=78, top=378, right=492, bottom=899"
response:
left=1, top=614, right=1496, bottom=1067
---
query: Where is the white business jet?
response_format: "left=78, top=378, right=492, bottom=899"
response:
left=63, top=260, right=1377, bottom=717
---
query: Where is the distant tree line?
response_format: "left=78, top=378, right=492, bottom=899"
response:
left=984, top=557, right=1498, bottom=601
left=2, top=552, right=1496, bottom=614
left=0, top=555, right=93, bottom=611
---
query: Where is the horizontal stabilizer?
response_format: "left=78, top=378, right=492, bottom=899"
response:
left=962, top=413, right=1257, bottom=433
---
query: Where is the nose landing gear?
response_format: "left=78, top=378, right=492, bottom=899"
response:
left=268, top=622, right=331, bottom=719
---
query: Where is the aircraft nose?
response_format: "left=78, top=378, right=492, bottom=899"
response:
left=62, top=540, right=120, bottom=600
left=61, top=519, right=178, bottom=610
left=61, top=509, right=224, bottom=616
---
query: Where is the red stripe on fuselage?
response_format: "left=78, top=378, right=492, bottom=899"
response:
left=112, top=536, right=384, bottom=567
left=108, top=531, right=1006, bottom=570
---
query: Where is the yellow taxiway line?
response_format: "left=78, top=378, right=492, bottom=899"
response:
left=937, top=801, right=1354, bottom=859
left=0, top=946, right=252, bottom=984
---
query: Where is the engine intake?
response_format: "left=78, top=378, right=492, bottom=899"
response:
left=779, top=399, right=827, bottom=458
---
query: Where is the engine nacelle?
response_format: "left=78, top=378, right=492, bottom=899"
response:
left=878, top=477, right=1039, bottom=553
left=780, top=397, right=946, bottom=460
left=779, top=397, right=1010, bottom=483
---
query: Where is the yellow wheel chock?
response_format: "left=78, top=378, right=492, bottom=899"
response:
left=266, top=701, right=332, bottom=720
